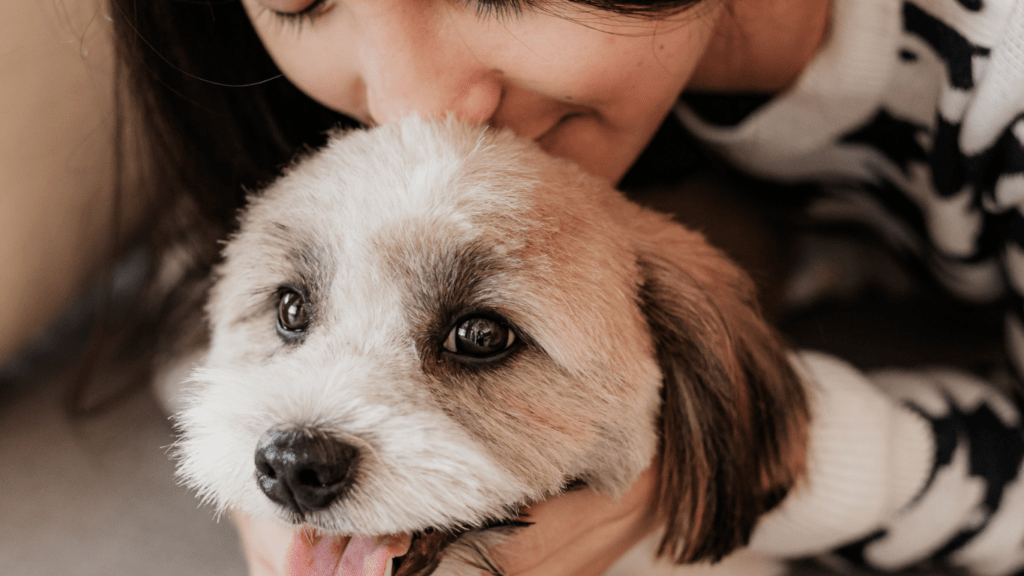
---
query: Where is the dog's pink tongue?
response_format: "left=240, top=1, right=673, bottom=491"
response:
left=288, top=529, right=411, bottom=576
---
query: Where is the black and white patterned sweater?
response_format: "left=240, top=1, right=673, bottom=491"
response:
left=669, top=0, right=1024, bottom=573
left=605, top=352, right=1024, bottom=576
left=678, top=0, right=1023, bottom=367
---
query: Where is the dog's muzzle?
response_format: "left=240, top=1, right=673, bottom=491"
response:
left=254, top=428, right=361, bottom=516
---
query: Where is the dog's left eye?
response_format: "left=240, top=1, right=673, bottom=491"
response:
left=444, top=316, right=516, bottom=359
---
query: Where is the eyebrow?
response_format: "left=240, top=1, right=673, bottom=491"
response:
left=260, top=221, right=336, bottom=289
left=228, top=221, right=336, bottom=327
left=288, top=242, right=334, bottom=295
left=408, top=239, right=525, bottom=378
left=375, top=233, right=507, bottom=348
left=417, top=239, right=506, bottom=315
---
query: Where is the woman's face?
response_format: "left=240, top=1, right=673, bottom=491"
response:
left=241, top=0, right=723, bottom=183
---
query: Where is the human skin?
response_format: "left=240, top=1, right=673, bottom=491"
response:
left=239, top=0, right=828, bottom=183
left=232, top=467, right=662, bottom=576
left=230, top=1, right=830, bottom=575
left=239, top=0, right=724, bottom=184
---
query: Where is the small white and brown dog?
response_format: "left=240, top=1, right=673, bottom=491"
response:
left=174, top=118, right=996, bottom=576
left=171, top=117, right=808, bottom=575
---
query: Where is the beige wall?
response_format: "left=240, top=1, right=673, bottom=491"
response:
left=0, top=0, right=140, bottom=362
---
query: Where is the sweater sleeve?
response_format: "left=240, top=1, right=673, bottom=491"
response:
left=748, top=351, right=1024, bottom=575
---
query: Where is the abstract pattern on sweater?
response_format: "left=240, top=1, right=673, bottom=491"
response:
left=676, top=0, right=1024, bottom=382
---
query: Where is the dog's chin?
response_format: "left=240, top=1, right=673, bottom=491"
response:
left=286, top=518, right=524, bottom=576
left=390, top=528, right=463, bottom=576
left=388, top=480, right=587, bottom=576
left=288, top=480, right=582, bottom=576
left=391, top=521, right=515, bottom=576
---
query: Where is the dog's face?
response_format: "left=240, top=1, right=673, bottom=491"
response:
left=175, top=119, right=807, bottom=570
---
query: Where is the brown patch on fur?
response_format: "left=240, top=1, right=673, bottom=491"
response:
left=394, top=237, right=511, bottom=369
left=373, top=226, right=595, bottom=482
left=378, top=226, right=642, bottom=490
left=420, top=350, right=609, bottom=489
left=636, top=246, right=808, bottom=564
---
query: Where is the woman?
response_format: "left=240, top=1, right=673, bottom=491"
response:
left=4, top=0, right=1023, bottom=574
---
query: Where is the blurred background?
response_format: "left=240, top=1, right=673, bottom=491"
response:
left=0, top=0, right=247, bottom=573
left=0, top=1, right=1006, bottom=575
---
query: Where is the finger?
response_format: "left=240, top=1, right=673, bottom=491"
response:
left=231, top=510, right=294, bottom=576
left=490, top=464, right=660, bottom=576
left=519, top=497, right=657, bottom=576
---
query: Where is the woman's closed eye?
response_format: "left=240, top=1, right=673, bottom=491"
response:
left=261, top=0, right=533, bottom=30
left=467, top=0, right=529, bottom=21
left=261, top=0, right=333, bottom=28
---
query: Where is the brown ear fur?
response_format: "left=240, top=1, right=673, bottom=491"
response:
left=636, top=231, right=808, bottom=564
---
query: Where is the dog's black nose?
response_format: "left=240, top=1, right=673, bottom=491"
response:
left=254, top=428, right=360, bottom=516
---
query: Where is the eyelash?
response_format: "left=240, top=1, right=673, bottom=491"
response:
left=268, top=0, right=530, bottom=29
left=269, top=0, right=331, bottom=29
left=469, top=0, right=529, bottom=21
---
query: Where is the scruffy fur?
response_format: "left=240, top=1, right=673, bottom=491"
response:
left=174, top=118, right=808, bottom=573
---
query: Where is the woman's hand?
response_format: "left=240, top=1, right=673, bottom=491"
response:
left=489, top=464, right=661, bottom=576
left=230, top=462, right=662, bottom=576
left=231, top=510, right=296, bottom=576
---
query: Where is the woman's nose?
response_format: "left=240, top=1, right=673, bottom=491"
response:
left=366, top=70, right=502, bottom=127
left=359, top=7, right=503, bottom=126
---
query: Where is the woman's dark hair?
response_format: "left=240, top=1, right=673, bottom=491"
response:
left=70, top=0, right=705, bottom=413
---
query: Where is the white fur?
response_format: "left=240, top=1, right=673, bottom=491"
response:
left=174, top=118, right=664, bottom=547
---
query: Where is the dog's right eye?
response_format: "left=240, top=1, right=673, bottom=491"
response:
left=277, top=289, right=310, bottom=337
left=443, top=315, right=517, bottom=360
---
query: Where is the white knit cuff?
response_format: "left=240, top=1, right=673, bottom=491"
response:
left=748, top=351, right=934, bottom=557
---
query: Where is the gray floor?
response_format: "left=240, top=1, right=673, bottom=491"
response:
left=0, top=367, right=247, bottom=576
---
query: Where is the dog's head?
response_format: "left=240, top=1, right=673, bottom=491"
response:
left=174, top=118, right=807, bottom=569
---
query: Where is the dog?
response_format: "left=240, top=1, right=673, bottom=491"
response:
left=170, top=117, right=812, bottom=575
left=170, top=117, right=889, bottom=576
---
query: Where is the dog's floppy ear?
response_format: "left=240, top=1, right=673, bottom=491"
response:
left=636, top=229, right=808, bottom=564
